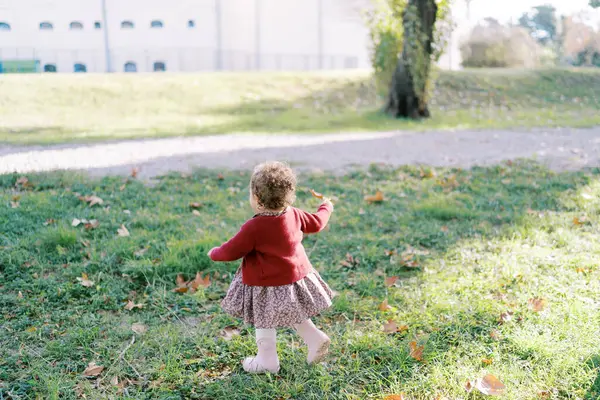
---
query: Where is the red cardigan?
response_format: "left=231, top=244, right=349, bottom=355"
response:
left=209, top=203, right=333, bottom=286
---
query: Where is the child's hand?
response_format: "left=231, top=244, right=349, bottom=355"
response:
left=207, top=247, right=218, bottom=258
left=322, top=198, right=334, bottom=209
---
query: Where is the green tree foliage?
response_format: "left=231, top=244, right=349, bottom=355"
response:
left=591, top=0, right=599, bottom=8
left=518, top=5, right=558, bottom=46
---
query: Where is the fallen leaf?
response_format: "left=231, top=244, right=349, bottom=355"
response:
left=420, top=168, right=436, bottom=179
left=81, top=239, right=90, bottom=247
left=573, top=216, right=587, bottom=226
left=385, top=276, right=398, bottom=287
left=537, top=390, right=552, bottom=398
left=482, top=358, right=493, bottom=365
left=84, top=219, right=99, bottom=230
left=77, top=273, right=94, bottom=287
left=124, top=300, right=143, bottom=311
left=528, top=297, right=547, bottom=312
left=189, top=202, right=202, bottom=209
left=409, top=341, right=424, bottom=361
left=83, top=362, right=104, bottom=377
left=117, top=224, right=130, bottom=237
left=192, top=210, right=201, bottom=216
left=465, top=380, right=475, bottom=393
left=490, top=330, right=501, bottom=340
left=110, top=375, right=119, bottom=386
left=17, top=291, right=23, bottom=299
left=131, top=323, right=148, bottom=335
left=43, top=219, right=56, bottom=226
left=220, top=326, right=240, bottom=341
left=176, top=274, right=186, bottom=286
left=72, top=218, right=83, bottom=227
left=15, top=176, right=30, bottom=187
left=383, top=320, right=408, bottom=334
left=131, top=167, right=139, bottom=178
left=383, top=395, right=406, bottom=400
left=475, top=374, right=506, bottom=396
left=364, top=191, right=384, bottom=203
left=217, top=173, right=225, bottom=181
left=379, top=298, right=392, bottom=311
left=81, top=195, right=104, bottom=207
left=190, top=272, right=211, bottom=291
left=134, top=247, right=148, bottom=257
left=310, top=189, right=324, bottom=199
left=441, top=225, right=449, bottom=232
left=499, top=311, right=513, bottom=324
left=25, top=326, right=37, bottom=333
left=581, top=193, right=593, bottom=200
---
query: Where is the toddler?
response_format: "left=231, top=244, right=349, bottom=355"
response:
left=208, top=161, right=334, bottom=374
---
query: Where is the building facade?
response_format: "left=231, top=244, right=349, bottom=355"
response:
left=0, top=0, right=370, bottom=73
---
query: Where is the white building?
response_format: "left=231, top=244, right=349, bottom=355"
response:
left=0, top=0, right=371, bottom=73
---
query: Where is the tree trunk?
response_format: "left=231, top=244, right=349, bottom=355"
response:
left=385, top=0, right=437, bottom=119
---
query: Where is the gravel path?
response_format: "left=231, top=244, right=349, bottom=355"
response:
left=0, top=128, right=599, bottom=179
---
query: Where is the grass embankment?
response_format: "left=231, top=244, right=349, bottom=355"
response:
left=1, top=163, right=599, bottom=398
left=0, top=68, right=599, bottom=145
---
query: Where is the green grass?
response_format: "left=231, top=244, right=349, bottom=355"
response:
left=1, top=162, right=600, bottom=399
left=1, top=68, right=599, bottom=145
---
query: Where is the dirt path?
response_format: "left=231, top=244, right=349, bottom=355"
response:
left=0, top=128, right=598, bottom=178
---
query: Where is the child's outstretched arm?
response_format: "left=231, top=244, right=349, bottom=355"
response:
left=208, top=222, right=255, bottom=262
left=298, top=200, right=333, bottom=234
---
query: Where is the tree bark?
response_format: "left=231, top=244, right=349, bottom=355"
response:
left=385, top=0, right=437, bottom=119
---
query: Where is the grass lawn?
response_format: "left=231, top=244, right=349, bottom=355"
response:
left=1, top=68, right=599, bottom=145
left=1, top=162, right=599, bottom=399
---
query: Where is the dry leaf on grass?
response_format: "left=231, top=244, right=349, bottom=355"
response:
left=409, top=341, right=424, bottom=361
left=475, top=374, right=506, bottom=396
left=84, top=220, right=99, bottom=230
left=310, top=189, right=324, bottom=199
left=83, top=362, right=104, bottom=377
left=217, top=173, right=225, bottom=181
left=134, top=247, right=148, bottom=257
left=192, top=210, right=201, bottom=216
left=499, top=311, right=513, bottom=324
left=190, top=272, right=211, bottom=291
left=385, top=276, right=398, bottom=287
left=482, top=358, right=493, bottom=365
left=383, top=320, right=408, bottom=334
left=383, top=395, right=407, bottom=400
left=72, top=218, right=83, bottom=227
left=10, top=201, right=20, bottom=208
left=189, top=202, right=202, bottom=209
left=490, top=330, right=501, bottom=340
left=79, top=195, right=104, bottom=207
left=117, top=224, right=130, bottom=237
left=220, top=326, right=240, bottom=341
left=77, top=273, right=94, bottom=287
left=124, top=300, right=144, bottom=311
left=131, top=323, right=148, bottom=335
left=528, top=297, right=547, bottom=312
left=573, top=216, right=587, bottom=226
left=379, top=298, right=392, bottom=311
left=364, top=191, right=384, bottom=203
left=131, top=167, right=139, bottom=178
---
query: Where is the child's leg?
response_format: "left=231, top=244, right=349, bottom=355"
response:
left=243, top=328, right=280, bottom=374
left=294, top=319, right=331, bottom=364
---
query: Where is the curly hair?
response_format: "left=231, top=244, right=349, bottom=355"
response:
left=251, top=161, right=297, bottom=210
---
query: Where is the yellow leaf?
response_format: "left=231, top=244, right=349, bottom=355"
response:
left=25, top=326, right=37, bottom=333
left=83, top=362, right=104, bottom=377
left=409, top=341, right=424, bottom=361
left=482, top=358, right=493, bottom=365
left=383, top=395, right=406, bottom=400
left=310, top=189, right=324, bottom=199
left=573, top=216, right=587, bottom=226
left=364, top=191, right=384, bottom=203
left=117, top=224, right=130, bottom=237
left=77, top=273, right=94, bottom=287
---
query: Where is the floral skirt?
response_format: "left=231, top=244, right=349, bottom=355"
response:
left=221, top=269, right=333, bottom=329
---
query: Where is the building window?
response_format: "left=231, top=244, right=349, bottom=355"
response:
left=0, top=22, right=11, bottom=31
left=94, top=21, right=102, bottom=29
left=124, top=62, right=137, bottom=73
left=40, top=22, right=53, bottom=30
left=74, top=63, right=87, bottom=73
left=44, top=64, right=57, bottom=72
left=153, top=61, right=166, bottom=72
left=188, top=20, right=195, bottom=28
left=70, top=21, right=84, bottom=30
left=121, top=21, right=134, bottom=29
left=150, top=20, right=163, bottom=28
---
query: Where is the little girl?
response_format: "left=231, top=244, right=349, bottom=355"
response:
left=208, top=161, right=334, bottom=374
